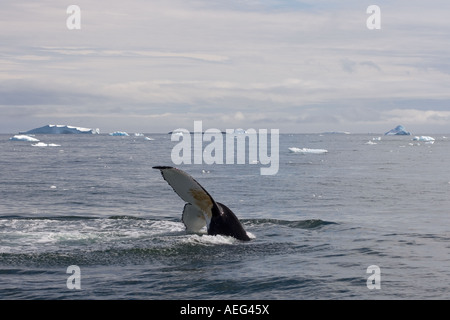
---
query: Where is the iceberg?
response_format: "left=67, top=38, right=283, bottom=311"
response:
left=289, top=147, right=328, bottom=154
left=413, top=136, right=435, bottom=142
left=109, top=131, right=129, bottom=136
left=413, top=136, right=435, bottom=144
left=21, top=125, right=99, bottom=134
left=385, top=125, right=411, bottom=135
left=10, top=135, right=40, bottom=142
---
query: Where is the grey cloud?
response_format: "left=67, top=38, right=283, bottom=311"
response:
left=1, top=1, right=450, bottom=133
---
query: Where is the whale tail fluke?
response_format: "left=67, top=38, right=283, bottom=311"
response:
left=153, top=166, right=251, bottom=241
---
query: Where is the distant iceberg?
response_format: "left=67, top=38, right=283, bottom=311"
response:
left=10, top=135, right=40, bottom=142
left=109, top=131, right=129, bottom=136
left=322, top=131, right=351, bottom=135
left=413, top=136, right=434, bottom=141
left=289, top=147, right=328, bottom=154
left=385, top=125, right=411, bottom=135
left=21, top=125, right=100, bottom=134
left=413, top=136, right=435, bottom=143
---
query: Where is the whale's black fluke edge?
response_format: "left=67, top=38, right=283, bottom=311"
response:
left=153, top=166, right=251, bottom=241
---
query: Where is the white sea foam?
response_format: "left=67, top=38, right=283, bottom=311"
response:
left=183, top=234, right=237, bottom=245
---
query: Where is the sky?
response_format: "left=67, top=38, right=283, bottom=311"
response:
left=1, top=0, right=450, bottom=134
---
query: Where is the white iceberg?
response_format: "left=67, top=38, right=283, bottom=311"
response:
left=144, top=137, right=155, bottom=141
left=109, top=131, right=129, bottom=136
left=10, top=135, right=40, bottom=142
left=21, top=125, right=99, bottom=134
left=289, top=147, right=328, bottom=154
left=413, top=136, right=435, bottom=144
left=385, top=125, right=411, bottom=135
left=413, top=136, right=435, bottom=142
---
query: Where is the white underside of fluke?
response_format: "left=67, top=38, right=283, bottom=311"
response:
left=182, top=203, right=210, bottom=232
left=154, top=166, right=214, bottom=231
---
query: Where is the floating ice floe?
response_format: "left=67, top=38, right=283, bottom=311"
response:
left=413, top=136, right=435, bottom=143
left=385, top=125, right=411, bottom=135
left=9, top=135, right=40, bottom=142
left=109, top=131, right=129, bottom=136
left=232, top=128, right=250, bottom=134
left=21, top=124, right=99, bottom=134
left=322, top=131, right=351, bottom=135
left=32, top=142, right=61, bottom=147
left=365, top=140, right=377, bottom=145
left=288, top=147, right=328, bottom=154
left=144, top=137, right=154, bottom=141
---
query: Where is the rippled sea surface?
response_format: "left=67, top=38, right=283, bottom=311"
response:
left=1, top=133, right=449, bottom=299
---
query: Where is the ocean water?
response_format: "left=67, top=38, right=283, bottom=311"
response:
left=0, top=133, right=449, bottom=300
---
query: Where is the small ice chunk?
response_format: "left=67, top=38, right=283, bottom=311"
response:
left=288, top=147, right=328, bottom=154
left=413, top=136, right=435, bottom=142
left=10, top=135, right=40, bottom=142
left=109, top=131, right=129, bottom=136
left=32, top=142, right=61, bottom=147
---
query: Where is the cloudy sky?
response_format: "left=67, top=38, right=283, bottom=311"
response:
left=1, top=0, right=450, bottom=133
